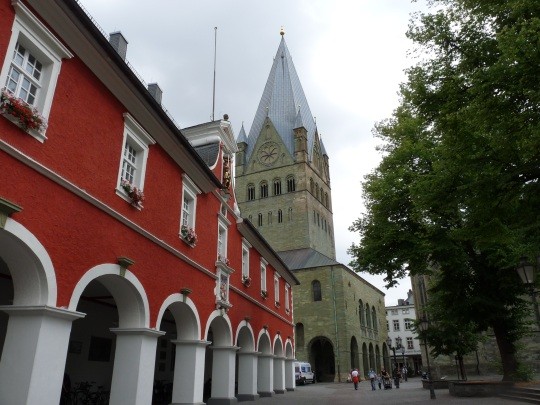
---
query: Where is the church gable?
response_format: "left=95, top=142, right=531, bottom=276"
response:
left=246, top=117, right=294, bottom=172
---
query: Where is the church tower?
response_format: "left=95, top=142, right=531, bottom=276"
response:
left=235, top=30, right=335, bottom=259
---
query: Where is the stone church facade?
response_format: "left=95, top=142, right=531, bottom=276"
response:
left=235, top=31, right=390, bottom=382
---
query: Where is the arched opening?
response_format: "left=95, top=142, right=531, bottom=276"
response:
left=358, top=300, right=365, bottom=326
left=309, top=336, right=335, bottom=382
left=0, top=221, right=73, bottom=405
left=295, top=322, right=304, bottom=350
left=273, top=336, right=285, bottom=393
left=375, top=345, right=381, bottom=372
left=154, top=295, right=201, bottom=405
left=235, top=322, right=257, bottom=401
left=204, top=313, right=234, bottom=405
left=369, top=343, right=376, bottom=371
left=257, top=331, right=273, bottom=397
left=350, top=336, right=359, bottom=371
left=66, top=268, right=150, bottom=405
left=362, top=342, right=369, bottom=376
left=372, top=306, right=377, bottom=330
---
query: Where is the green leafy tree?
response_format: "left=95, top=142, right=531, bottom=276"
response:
left=349, top=0, right=539, bottom=380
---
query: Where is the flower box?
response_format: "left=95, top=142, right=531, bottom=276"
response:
left=218, top=255, right=230, bottom=266
left=1, top=88, right=47, bottom=139
left=180, top=225, right=198, bottom=246
left=242, top=275, right=251, bottom=287
left=120, top=179, right=145, bottom=209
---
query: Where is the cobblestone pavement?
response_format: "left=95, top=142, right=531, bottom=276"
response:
left=248, top=378, right=526, bottom=404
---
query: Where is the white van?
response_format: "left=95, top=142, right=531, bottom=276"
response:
left=294, top=361, right=315, bottom=385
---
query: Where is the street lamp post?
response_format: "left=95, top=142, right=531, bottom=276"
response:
left=516, top=256, right=540, bottom=328
left=386, top=337, right=399, bottom=389
left=419, top=315, right=436, bottom=400
left=401, top=346, right=407, bottom=381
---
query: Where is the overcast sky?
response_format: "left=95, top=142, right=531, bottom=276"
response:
left=78, top=0, right=429, bottom=306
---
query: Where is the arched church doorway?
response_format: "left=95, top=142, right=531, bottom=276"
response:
left=308, top=336, right=335, bottom=382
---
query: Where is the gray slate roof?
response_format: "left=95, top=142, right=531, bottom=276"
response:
left=243, top=36, right=317, bottom=162
left=278, top=248, right=339, bottom=271
left=194, top=142, right=220, bottom=167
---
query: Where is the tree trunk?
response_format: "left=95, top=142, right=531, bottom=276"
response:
left=492, top=322, right=518, bottom=381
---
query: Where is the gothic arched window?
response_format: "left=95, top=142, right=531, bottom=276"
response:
left=312, top=280, right=322, bottom=301
left=273, top=178, right=282, bottom=195
left=260, top=181, right=268, bottom=198
left=286, top=175, right=296, bottom=192
left=247, top=184, right=255, bottom=201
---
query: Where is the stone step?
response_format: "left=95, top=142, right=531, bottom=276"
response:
left=499, top=387, right=540, bottom=404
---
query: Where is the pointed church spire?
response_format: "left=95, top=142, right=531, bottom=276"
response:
left=245, top=33, right=317, bottom=162
left=236, top=122, right=248, bottom=144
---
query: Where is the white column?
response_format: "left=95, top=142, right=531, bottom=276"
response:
left=207, top=346, right=239, bottom=405
left=257, top=354, right=274, bottom=397
left=285, top=358, right=295, bottom=391
left=0, top=305, right=84, bottom=405
left=273, top=356, right=286, bottom=394
left=109, top=328, right=164, bottom=405
left=237, top=351, right=259, bottom=401
left=170, top=339, right=209, bottom=405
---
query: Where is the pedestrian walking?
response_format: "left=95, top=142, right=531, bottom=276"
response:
left=351, top=368, right=359, bottom=390
left=368, top=368, right=377, bottom=391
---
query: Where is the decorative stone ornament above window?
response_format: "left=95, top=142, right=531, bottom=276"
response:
left=0, top=0, right=73, bottom=142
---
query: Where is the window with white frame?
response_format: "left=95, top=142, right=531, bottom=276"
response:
left=407, top=337, right=414, bottom=350
left=241, top=239, right=251, bottom=281
left=0, top=0, right=73, bottom=141
left=116, top=114, right=155, bottom=200
left=285, top=284, right=290, bottom=312
left=393, top=319, right=400, bottom=331
left=402, top=308, right=410, bottom=314
left=217, top=216, right=229, bottom=262
left=404, top=318, right=413, bottom=330
left=260, top=259, right=267, bottom=293
left=274, top=274, right=280, bottom=304
left=180, top=175, right=201, bottom=233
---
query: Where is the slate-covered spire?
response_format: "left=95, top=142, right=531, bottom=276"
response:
left=236, top=123, right=248, bottom=144
left=245, top=31, right=317, bottom=162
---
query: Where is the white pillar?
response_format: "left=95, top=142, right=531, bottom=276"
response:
left=170, top=339, right=209, bottom=405
left=273, top=356, right=286, bottom=394
left=237, top=351, right=259, bottom=401
left=109, top=328, right=164, bottom=405
left=207, top=346, right=239, bottom=405
left=0, top=305, right=84, bottom=405
left=257, top=354, right=274, bottom=397
left=285, top=358, right=295, bottom=391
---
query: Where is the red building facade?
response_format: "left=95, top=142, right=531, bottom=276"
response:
left=0, top=1, right=297, bottom=404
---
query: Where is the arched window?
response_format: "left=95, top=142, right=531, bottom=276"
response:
left=247, top=184, right=255, bottom=201
left=312, top=280, right=322, bottom=301
left=372, top=306, right=377, bottom=330
left=325, top=192, right=329, bottom=208
left=286, top=175, right=296, bottom=192
left=310, top=178, right=314, bottom=194
left=273, top=178, right=282, bottom=195
left=260, top=181, right=268, bottom=198
left=359, top=300, right=365, bottom=326
left=296, top=323, right=305, bottom=348
left=268, top=211, right=272, bottom=224
left=365, top=304, right=371, bottom=328
left=315, top=183, right=319, bottom=200
left=258, top=213, right=263, bottom=226
left=288, top=207, right=293, bottom=221
left=278, top=209, right=283, bottom=223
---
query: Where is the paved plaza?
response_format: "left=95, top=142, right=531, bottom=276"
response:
left=248, top=378, right=529, bottom=404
